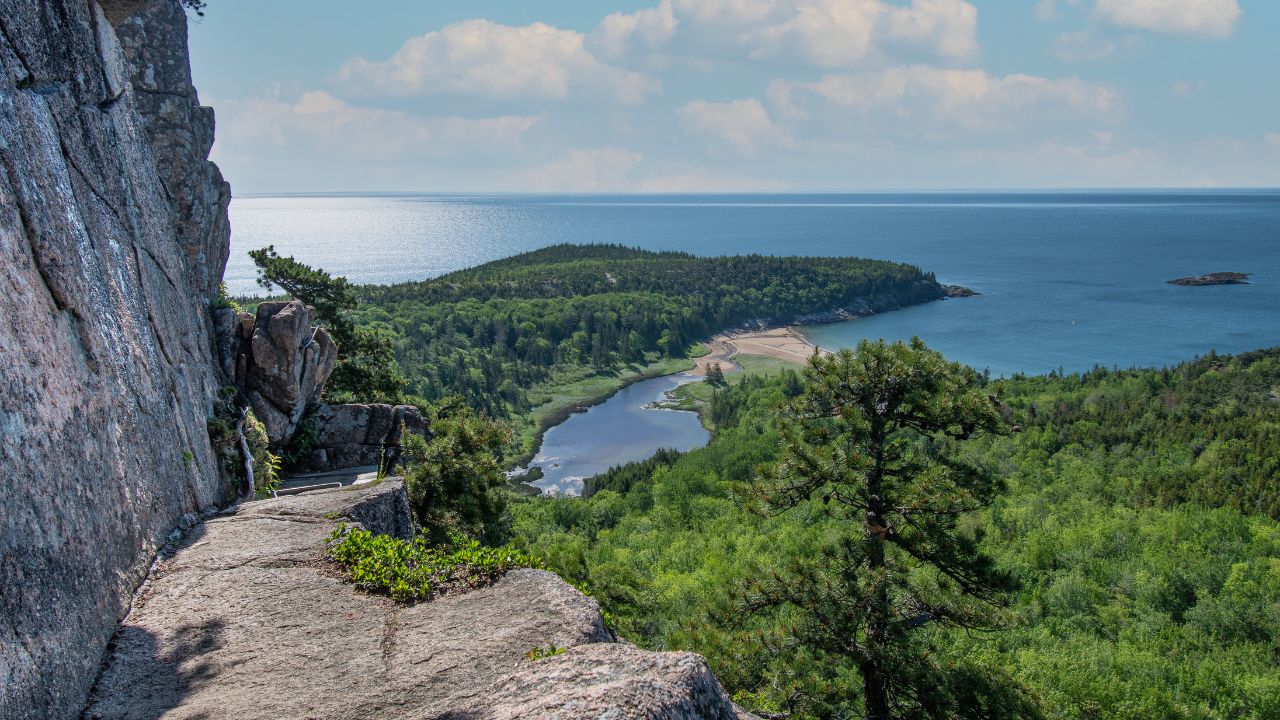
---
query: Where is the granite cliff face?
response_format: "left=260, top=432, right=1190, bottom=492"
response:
left=0, top=1, right=229, bottom=717
left=1, top=3, right=749, bottom=718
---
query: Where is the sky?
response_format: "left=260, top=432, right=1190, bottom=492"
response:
left=186, top=0, right=1280, bottom=193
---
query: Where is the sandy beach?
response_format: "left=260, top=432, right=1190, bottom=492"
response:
left=689, top=327, right=826, bottom=375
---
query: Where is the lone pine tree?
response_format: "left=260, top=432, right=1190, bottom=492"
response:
left=739, top=339, right=1030, bottom=719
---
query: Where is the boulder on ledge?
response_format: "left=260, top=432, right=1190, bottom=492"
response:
left=294, top=403, right=431, bottom=472
left=215, top=299, right=337, bottom=444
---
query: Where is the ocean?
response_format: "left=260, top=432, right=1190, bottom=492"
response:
left=225, top=191, right=1280, bottom=376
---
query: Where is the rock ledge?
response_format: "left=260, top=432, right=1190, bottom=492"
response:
left=84, top=482, right=748, bottom=719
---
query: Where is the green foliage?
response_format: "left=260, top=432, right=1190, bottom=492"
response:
left=181, top=449, right=193, bottom=470
left=211, top=282, right=241, bottom=312
left=243, top=409, right=281, bottom=498
left=512, top=346, right=1280, bottom=720
left=403, top=400, right=512, bottom=545
left=351, top=244, right=940, bottom=421
left=206, top=385, right=239, bottom=448
left=706, top=362, right=726, bottom=386
left=249, top=245, right=406, bottom=403
left=730, top=339, right=1013, bottom=719
left=995, top=348, right=1280, bottom=517
left=583, top=447, right=683, bottom=498
left=208, top=386, right=280, bottom=497
left=249, top=244, right=358, bottom=322
left=326, top=525, right=539, bottom=604
left=525, top=643, right=568, bottom=661
left=322, top=324, right=408, bottom=405
left=279, top=414, right=320, bottom=470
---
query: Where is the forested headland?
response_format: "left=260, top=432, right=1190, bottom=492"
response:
left=345, top=244, right=943, bottom=455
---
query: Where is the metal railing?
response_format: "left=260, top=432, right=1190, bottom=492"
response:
left=271, top=482, right=343, bottom=498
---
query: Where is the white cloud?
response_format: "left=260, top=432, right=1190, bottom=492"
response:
left=217, top=90, right=539, bottom=161
left=586, top=0, right=977, bottom=69
left=513, top=147, right=644, bottom=191
left=336, top=19, right=658, bottom=104
left=671, top=0, right=790, bottom=29
left=748, top=0, right=978, bottom=66
left=677, top=98, right=780, bottom=154
left=1094, top=0, right=1241, bottom=39
left=638, top=165, right=784, bottom=191
left=589, top=0, right=678, bottom=62
left=781, top=66, right=1117, bottom=138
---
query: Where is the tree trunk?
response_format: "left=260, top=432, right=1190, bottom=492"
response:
left=236, top=407, right=255, bottom=499
left=864, top=424, right=891, bottom=720
left=863, top=659, right=890, bottom=720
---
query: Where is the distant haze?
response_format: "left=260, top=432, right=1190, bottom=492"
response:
left=189, top=1, right=1279, bottom=193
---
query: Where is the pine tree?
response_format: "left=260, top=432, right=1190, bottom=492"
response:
left=707, top=362, right=726, bottom=386
left=739, top=338, right=1019, bottom=719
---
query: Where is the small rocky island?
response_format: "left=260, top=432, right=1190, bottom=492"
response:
left=1168, top=272, right=1251, bottom=286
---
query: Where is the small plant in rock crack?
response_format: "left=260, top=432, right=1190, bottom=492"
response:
left=326, top=525, right=540, bottom=604
left=525, top=643, right=568, bottom=661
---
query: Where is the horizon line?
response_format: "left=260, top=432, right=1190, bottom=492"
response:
left=235, top=187, right=1280, bottom=199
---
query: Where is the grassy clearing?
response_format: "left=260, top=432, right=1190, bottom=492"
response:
left=664, top=354, right=802, bottom=427
left=733, top=353, right=799, bottom=378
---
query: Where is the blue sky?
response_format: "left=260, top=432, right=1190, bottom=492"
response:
left=187, top=0, right=1280, bottom=193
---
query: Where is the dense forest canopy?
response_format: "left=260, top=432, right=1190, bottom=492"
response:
left=349, top=244, right=941, bottom=418
left=512, top=346, right=1280, bottom=719
left=246, top=241, right=1278, bottom=717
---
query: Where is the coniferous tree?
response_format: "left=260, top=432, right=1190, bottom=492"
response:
left=707, top=362, right=727, bottom=386
left=402, top=398, right=511, bottom=545
left=738, top=338, right=1022, bottom=719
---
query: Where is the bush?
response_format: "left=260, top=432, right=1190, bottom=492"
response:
left=326, top=525, right=538, bottom=603
left=243, top=409, right=281, bottom=498
left=211, top=282, right=241, bottom=312
left=402, top=399, right=511, bottom=544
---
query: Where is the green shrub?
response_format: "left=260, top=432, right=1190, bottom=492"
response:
left=243, top=410, right=281, bottom=498
left=280, top=414, right=320, bottom=470
left=211, top=282, right=241, bottom=312
left=402, top=399, right=511, bottom=545
left=326, top=525, right=539, bottom=603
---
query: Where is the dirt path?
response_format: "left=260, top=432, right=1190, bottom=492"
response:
left=689, top=335, right=740, bottom=376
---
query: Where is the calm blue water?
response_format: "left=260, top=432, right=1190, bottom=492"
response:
left=228, top=192, right=1279, bottom=491
left=523, top=373, right=709, bottom=495
left=226, top=191, right=1279, bottom=376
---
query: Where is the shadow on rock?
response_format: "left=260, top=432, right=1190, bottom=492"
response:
left=83, top=620, right=226, bottom=720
